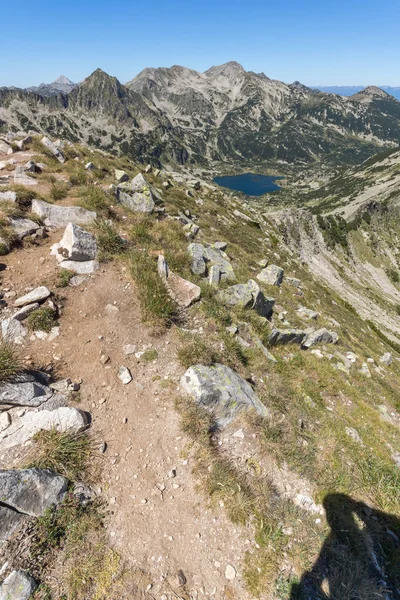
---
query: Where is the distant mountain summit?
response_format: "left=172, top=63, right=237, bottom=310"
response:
left=26, top=75, right=76, bottom=97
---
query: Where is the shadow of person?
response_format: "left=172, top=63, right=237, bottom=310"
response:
left=290, top=493, right=400, bottom=600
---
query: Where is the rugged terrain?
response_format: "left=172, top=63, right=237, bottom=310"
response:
left=2, top=63, right=400, bottom=171
left=0, top=131, right=399, bottom=600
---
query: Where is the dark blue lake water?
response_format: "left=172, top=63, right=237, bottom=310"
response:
left=213, top=173, right=283, bottom=196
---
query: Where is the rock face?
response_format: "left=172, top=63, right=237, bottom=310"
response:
left=301, top=328, right=338, bottom=349
left=0, top=407, right=88, bottom=451
left=157, top=255, right=201, bottom=308
left=181, top=363, right=269, bottom=427
left=0, top=468, right=68, bottom=517
left=114, top=173, right=155, bottom=213
left=269, top=328, right=306, bottom=345
left=31, top=199, right=96, bottom=228
left=15, top=286, right=50, bottom=307
left=217, top=279, right=274, bottom=318
left=188, top=243, right=235, bottom=281
left=42, top=136, right=65, bottom=163
left=257, top=264, right=284, bottom=286
left=0, top=570, right=38, bottom=600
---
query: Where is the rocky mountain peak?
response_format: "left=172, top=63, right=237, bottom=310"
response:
left=204, top=61, right=246, bottom=79
left=54, top=75, right=74, bottom=85
left=351, top=85, right=390, bottom=102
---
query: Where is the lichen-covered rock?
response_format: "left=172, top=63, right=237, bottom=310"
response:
left=217, top=279, right=274, bottom=318
left=0, top=570, right=37, bottom=600
left=115, top=173, right=155, bottom=213
left=257, top=264, right=284, bottom=286
left=181, top=363, right=268, bottom=427
left=188, top=243, right=207, bottom=276
left=269, top=328, right=306, bottom=345
left=32, top=199, right=96, bottom=228
left=301, top=328, right=338, bottom=349
left=188, top=243, right=235, bottom=280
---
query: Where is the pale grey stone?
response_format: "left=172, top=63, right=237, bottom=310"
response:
left=115, top=169, right=129, bottom=183
left=213, top=241, right=227, bottom=251
left=257, top=264, right=284, bottom=286
left=217, top=279, right=274, bottom=318
left=118, top=366, right=132, bottom=385
left=9, top=218, right=40, bottom=241
left=57, top=259, right=99, bottom=274
left=14, top=165, right=38, bottom=187
left=0, top=191, right=16, bottom=202
left=188, top=243, right=207, bottom=276
left=0, top=468, right=68, bottom=516
left=0, top=570, right=37, bottom=600
left=55, top=222, right=97, bottom=262
left=0, top=379, right=51, bottom=408
left=181, top=363, right=268, bottom=427
left=115, top=173, right=155, bottom=213
left=1, top=318, right=27, bottom=344
left=32, top=199, right=96, bottom=228
left=0, top=507, right=27, bottom=547
left=85, top=162, right=95, bottom=170
left=286, top=276, right=302, bottom=288
left=15, top=286, right=50, bottom=307
left=13, top=303, right=40, bottom=321
left=297, top=305, right=319, bottom=320
left=157, top=255, right=201, bottom=308
left=41, top=136, right=65, bottom=163
left=209, top=265, right=221, bottom=287
left=380, top=352, right=392, bottom=366
left=301, top=328, right=338, bottom=349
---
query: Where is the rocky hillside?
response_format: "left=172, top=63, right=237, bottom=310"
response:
left=0, top=133, right=399, bottom=599
left=2, top=64, right=400, bottom=171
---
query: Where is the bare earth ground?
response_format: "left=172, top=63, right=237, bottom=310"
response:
left=1, top=230, right=254, bottom=599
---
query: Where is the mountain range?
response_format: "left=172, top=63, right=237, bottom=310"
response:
left=2, top=62, right=400, bottom=171
left=313, top=85, right=400, bottom=101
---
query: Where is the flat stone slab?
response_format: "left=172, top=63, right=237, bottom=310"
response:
left=15, top=286, right=50, bottom=307
left=0, top=376, right=52, bottom=408
left=181, top=363, right=269, bottom=427
left=42, top=136, right=65, bottom=163
left=57, top=259, right=99, bottom=274
left=13, top=302, right=40, bottom=321
left=0, top=407, right=88, bottom=452
left=9, top=217, right=40, bottom=240
left=157, top=255, right=201, bottom=308
left=302, top=328, right=338, bottom=349
left=32, top=199, right=96, bottom=228
left=0, top=468, right=68, bottom=517
left=257, top=264, right=284, bottom=286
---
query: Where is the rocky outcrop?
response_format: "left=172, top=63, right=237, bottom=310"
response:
left=42, top=136, right=65, bottom=163
left=269, top=328, right=306, bottom=345
left=157, top=255, right=201, bottom=308
left=181, top=363, right=269, bottom=427
left=32, top=199, right=96, bottom=228
left=217, top=279, right=274, bottom=318
left=188, top=243, right=235, bottom=281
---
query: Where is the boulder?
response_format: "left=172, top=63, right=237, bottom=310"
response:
left=217, top=279, right=274, bottom=318
left=0, top=378, right=52, bottom=408
left=188, top=243, right=235, bottom=280
left=14, top=165, right=38, bottom=187
left=24, top=160, right=39, bottom=173
left=297, top=305, right=319, bottom=320
left=380, top=352, right=392, bottom=366
left=0, top=191, right=16, bottom=202
left=0, top=468, right=68, bottom=516
left=9, top=217, right=40, bottom=241
left=257, top=264, right=284, bottom=286
left=286, top=276, right=302, bottom=288
left=213, top=241, right=227, bottom=251
left=0, top=571, right=37, bottom=600
left=269, top=328, right=306, bottom=345
left=1, top=318, right=27, bottom=344
left=31, top=199, right=96, bottom=228
left=209, top=265, right=221, bottom=287
left=115, top=173, right=155, bottom=213
left=53, top=222, right=97, bottom=262
left=42, top=136, right=65, bottom=163
left=157, top=255, right=201, bottom=308
left=233, top=209, right=260, bottom=228
left=57, top=259, right=99, bottom=274
left=15, top=136, right=32, bottom=150
left=0, top=407, right=88, bottom=451
left=181, top=363, right=269, bottom=427
left=301, top=328, right=338, bottom=349
left=15, top=286, right=50, bottom=307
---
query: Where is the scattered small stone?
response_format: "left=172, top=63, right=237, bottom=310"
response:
left=225, top=564, right=236, bottom=580
left=118, top=366, right=132, bottom=385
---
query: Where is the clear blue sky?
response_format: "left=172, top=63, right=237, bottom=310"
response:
left=1, top=0, right=399, bottom=88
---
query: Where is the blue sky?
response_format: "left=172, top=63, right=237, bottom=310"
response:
left=1, top=0, right=399, bottom=87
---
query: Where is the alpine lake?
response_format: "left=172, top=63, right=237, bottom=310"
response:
left=213, top=173, right=283, bottom=196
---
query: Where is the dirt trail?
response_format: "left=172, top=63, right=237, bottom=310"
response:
left=2, top=233, right=254, bottom=599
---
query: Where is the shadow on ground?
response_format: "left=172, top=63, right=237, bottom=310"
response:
left=290, top=493, right=400, bottom=600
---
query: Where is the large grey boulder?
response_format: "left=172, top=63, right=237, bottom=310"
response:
left=157, top=255, right=201, bottom=308
left=217, top=279, right=274, bottom=318
left=31, top=199, right=96, bottom=228
left=15, top=286, right=50, bottom=307
left=0, top=468, right=68, bottom=516
left=301, top=328, right=338, bottom=349
left=0, top=373, right=52, bottom=408
left=0, top=506, right=27, bottom=547
left=380, top=352, right=392, bottom=366
left=181, top=363, right=268, bottom=427
left=9, top=217, right=40, bottom=241
left=52, top=222, right=97, bottom=262
left=269, top=328, right=306, bottom=345
left=0, top=571, right=37, bottom=600
left=188, top=243, right=207, bottom=276
left=115, top=173, right=155, bottom=213
left=0, top=407, right=88, bottom=451
left=42, top=136, right=65, bottom=163
left=257, top=264, right=284, bottom=286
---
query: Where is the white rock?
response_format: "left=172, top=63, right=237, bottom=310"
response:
left=57, top=259, right=99, bottom=274
left=1, top=318, right=27, bottom=344
left=15, top=286, right=50, bottom=307
left=118, top=366, right=132, bottom=385
left=225, top=564, right=236, bottom=580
